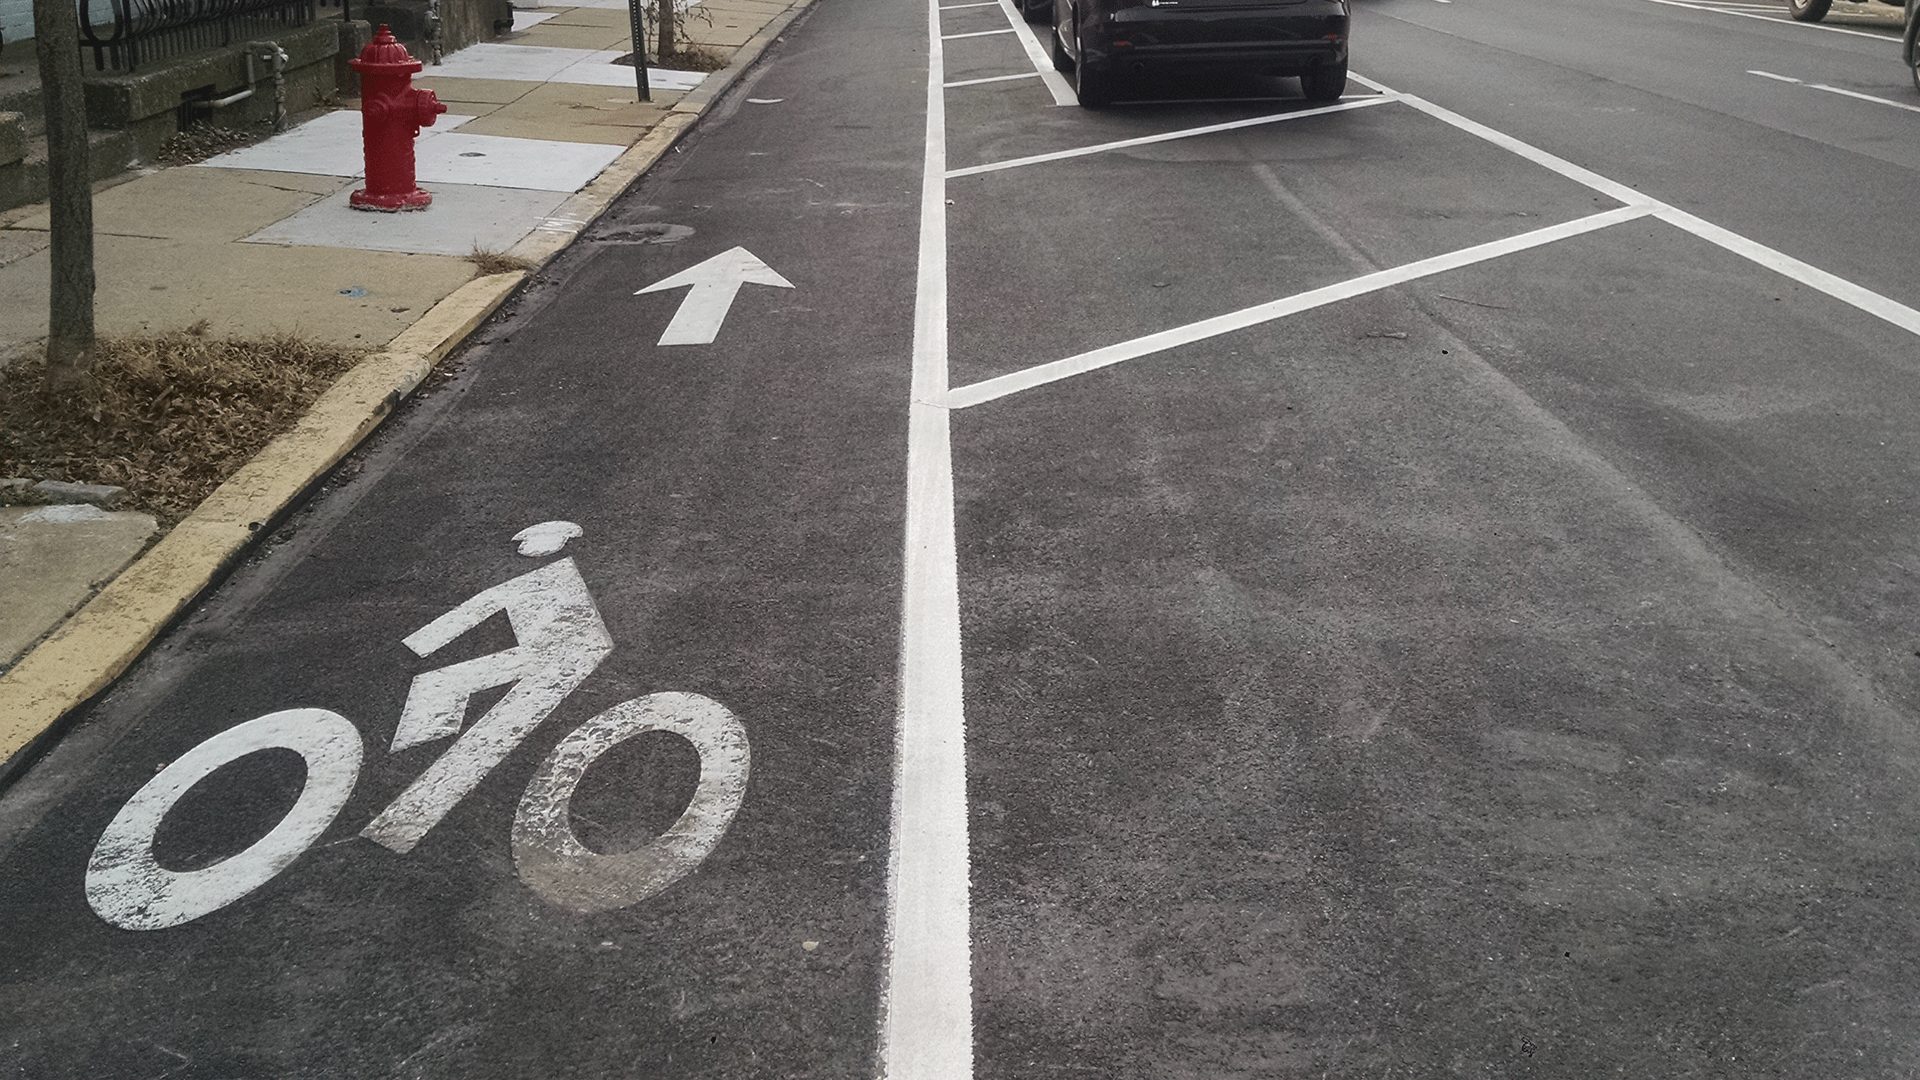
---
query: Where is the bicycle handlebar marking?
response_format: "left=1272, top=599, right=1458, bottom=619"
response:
left=83, top=523, right=753, bottom=929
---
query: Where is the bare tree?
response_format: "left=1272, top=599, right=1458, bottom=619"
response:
left=654, top=0, right=675, bottom=62
left=32, top=0, right=96, bottom=393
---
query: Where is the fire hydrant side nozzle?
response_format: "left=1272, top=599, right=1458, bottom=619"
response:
left=349, top=25, right=448, bottom=212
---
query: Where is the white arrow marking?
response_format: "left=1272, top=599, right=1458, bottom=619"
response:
left=635, top=246, right=794, bottom=346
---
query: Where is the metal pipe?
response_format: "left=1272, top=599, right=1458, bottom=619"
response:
left=206, top=43, right=285, bottom=131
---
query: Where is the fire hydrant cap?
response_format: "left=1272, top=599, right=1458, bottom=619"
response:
left=351, top=25, right=424, bottom=75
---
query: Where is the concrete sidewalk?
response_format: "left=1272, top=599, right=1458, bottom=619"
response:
left=0, top=0, right=811, bottom=772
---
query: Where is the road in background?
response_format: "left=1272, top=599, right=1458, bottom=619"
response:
left=7, top=0, right=1920, bottom=1076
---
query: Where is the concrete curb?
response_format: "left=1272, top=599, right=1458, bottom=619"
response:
left=0, top=0, right=816, bottom=775
left=0, top=271, right=523, bottom=766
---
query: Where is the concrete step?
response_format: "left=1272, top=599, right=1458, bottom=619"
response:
left=0, top=126, right=141, bottom=213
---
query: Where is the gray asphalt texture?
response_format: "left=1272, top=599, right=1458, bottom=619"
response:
left=8, top=0, right=1920, bottom=1076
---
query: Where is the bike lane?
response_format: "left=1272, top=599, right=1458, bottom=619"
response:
left=0, top=0, right=927, bottom=1074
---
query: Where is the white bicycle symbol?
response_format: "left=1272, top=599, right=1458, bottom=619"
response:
left=84, top=521, right=751, bottom=931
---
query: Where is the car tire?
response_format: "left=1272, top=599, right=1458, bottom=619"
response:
left=1302, top=60, right=1347, bottom=103
left=1787, top=0, right=1831, bottom=21
left=1020, top=0, right=1050, bottom=22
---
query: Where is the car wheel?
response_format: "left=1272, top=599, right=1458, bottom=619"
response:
left=1074, top=28, right=1113, bottom=106
left=1787, top=0, right=1831, bottom=21
left=1020, top=0, right=1049, bottom=22
left=1302, top=60, right=1347, bottom=103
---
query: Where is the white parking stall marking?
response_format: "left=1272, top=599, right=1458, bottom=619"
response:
left=1345, top=71, right=1651, bottom=205
left=946, top=95, right=1392, bottom=178
left=1641, top=0, right=1901, bottom=39
left=1747, top=68, right=1920, bottom=111
left=1810, top=82, right=1920, bottom=112
left=1655, top=205, right=1920, bottom=338
left=993, top=0, right=1078, bottom=104
left=946, top=71, right=1044, bottom=87
left=1357, top=71, right=1920, bottom=346
left=882, top=0, right=972, bottom=1077
left=939, top=68, right=1920, bottom=410
left=943, top=27, right=1017, bottom=38
left=940, top=206, right=1657, bottom=409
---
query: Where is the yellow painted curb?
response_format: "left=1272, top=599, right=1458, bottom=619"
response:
left=0, top=271, right=525, bottom=763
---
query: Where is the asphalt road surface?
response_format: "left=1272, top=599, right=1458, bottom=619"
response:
left=8, top=0, right=1920, bottom=1076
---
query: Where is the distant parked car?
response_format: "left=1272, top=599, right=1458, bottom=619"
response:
left=1789, top=0, right=1900, bottom=22
left=1034, top=0, right=1350, bottom=108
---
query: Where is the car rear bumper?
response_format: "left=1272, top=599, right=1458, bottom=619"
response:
left=1084, top=2, right=1349, bottom=75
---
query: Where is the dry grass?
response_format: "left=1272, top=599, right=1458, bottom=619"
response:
left=0, top=323, right=366, bottom=526
left=467, top=248, right=537, bottom=275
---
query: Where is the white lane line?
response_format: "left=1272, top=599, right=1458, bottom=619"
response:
left=1810, top=82, right=1920, bottom=112
left=939, top=1, right=998, bottom=6
left=944, top=26, right=1016, bottom=38
left=1747, top=69, right=1920, bottom=112
left=946, top=95, right=1392, bottom=178
left=946, top=70, right=1044, bottom=87
left=881, top=1, right=971, bottom=1078
left=993, top=0, right=1078, bottom=105
left=941, top=206, right=1656, bottom=409
left=1640, top=0, right=1901, bottom=40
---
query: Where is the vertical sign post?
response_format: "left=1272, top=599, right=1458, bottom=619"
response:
left=628, top=0, right=651, bottom=101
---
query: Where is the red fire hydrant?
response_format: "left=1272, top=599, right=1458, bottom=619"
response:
left=350, top=25, right=447, bottom=211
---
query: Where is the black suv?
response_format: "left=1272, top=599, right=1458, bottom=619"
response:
left=1032, top=0, right=1351, bottom=107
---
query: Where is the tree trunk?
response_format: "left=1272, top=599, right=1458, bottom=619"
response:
left=33, top=0, right=97, bottom=393
left=654, top=0, right=673, bottom=63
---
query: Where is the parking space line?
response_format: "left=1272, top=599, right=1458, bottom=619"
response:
left=1349, top=71, right=1652, bottom=206
left=941, top=206, right=1656, bottom=409
left=946, top=70, right=1044, bottom=87
left=1640, top=0, right=1899, bottom=40
left=1810, top=82, right=1920, bottom=112
left=1655, top=206, right=1920, bottom=339
left=882, top=1, right=971, bottom=1079
left=992, top=0, right=1079, bottom=105
left=1354, top=71, right=1920, bottom=347
left=945, top=95, right=1392, bottom=178
left=939, top=1, right=999, bottom=7
left=1748, top=68, right=1920, bottom=111
left=944, top=26, right=1016, bottom=38
left=948, top=67, right=1920, bottom=411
